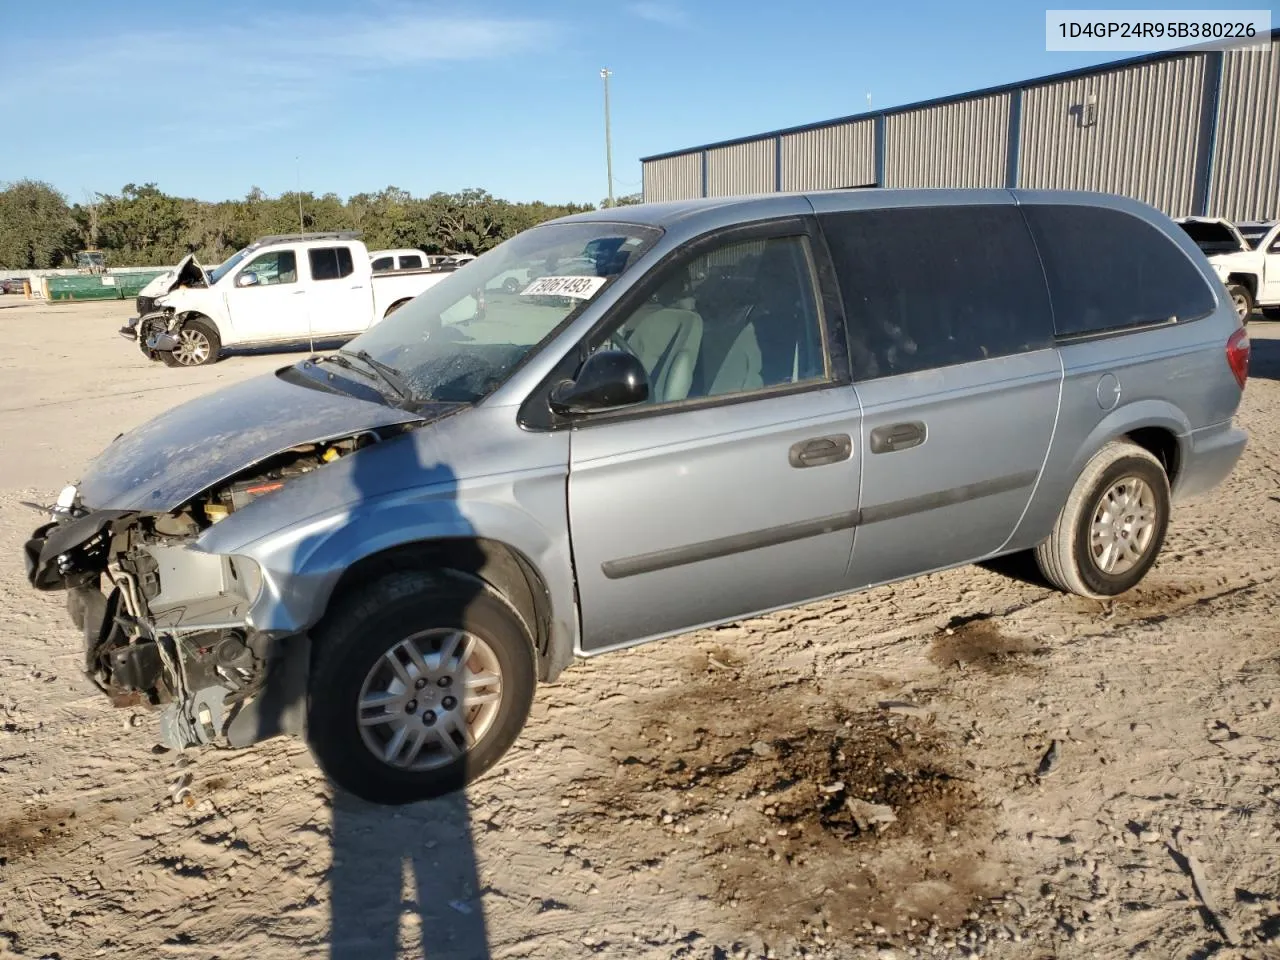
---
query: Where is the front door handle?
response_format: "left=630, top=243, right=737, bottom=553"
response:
left=869, top=421, right=926, bottom=454
left=789, top=433, right=853, bottom=468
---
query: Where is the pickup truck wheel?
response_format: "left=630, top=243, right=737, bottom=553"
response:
left=306, top=571, right=536, bottom=805
left=161, top=318, right=221, bottom=366
left=1226, top=283, right=1253, bottom=324
left=1034, top=441, right=1170, bottom=599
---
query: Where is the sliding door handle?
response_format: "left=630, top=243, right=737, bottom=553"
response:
left=869, top=421, right=926, bottom=454
left=789, top=433, right=853, bottom=468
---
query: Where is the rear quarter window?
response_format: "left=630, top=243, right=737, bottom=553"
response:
left=819, top=205, right=1055, bottom=380
left=1021, top=204, right=1218, bottom=338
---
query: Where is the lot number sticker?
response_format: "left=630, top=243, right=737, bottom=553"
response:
left=520, top=275, right=606, bottom=299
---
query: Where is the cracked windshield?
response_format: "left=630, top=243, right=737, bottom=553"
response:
left=343, top=222, right=661, bottom=402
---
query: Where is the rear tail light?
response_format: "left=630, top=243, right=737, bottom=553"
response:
left=1226, top=326, right=1250, bottom=390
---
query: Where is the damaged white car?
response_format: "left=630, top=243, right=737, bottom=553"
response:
left=121, top=231, right=449, bottom=366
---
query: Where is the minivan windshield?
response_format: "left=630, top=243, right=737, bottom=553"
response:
left=337, top=220, right=662, bottom=403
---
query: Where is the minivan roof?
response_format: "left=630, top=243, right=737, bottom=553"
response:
left=548, top=188, right=1156, bottom=231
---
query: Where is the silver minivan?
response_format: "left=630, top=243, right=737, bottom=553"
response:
left=24, top=189, right=1250, bottom=804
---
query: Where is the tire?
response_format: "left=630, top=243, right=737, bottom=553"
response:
left=502, top=277, right=520, bottom=293
left=1226, top=283, right=1254, bottom=324
left=383, top=299, right=411, bottom=318
left=162, top=317, right=221, bottom=367
left=306, top=571, right=536, bottom=805
left=1034, top=440, right=1171, bottom=599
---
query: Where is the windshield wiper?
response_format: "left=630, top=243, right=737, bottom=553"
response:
left=338, top=348, right=415, bottom=404
left=310, top=350, right=415, bottom=407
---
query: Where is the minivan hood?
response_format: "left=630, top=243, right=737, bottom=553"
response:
left=75, top=371, right=441, bottom=512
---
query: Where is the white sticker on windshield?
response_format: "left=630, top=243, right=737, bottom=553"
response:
left=520, top=275, right=607, bottom=299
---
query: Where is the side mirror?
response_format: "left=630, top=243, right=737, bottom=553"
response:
left=236, top=272, right=259, bottom=287
left=549, top=349, right=649, bottom=414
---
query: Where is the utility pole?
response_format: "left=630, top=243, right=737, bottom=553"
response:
left=601, top=67, right=614, bottom=207
left=296, top=155, right=305, bottom=240
left=297, top=155, right=312, bottom=353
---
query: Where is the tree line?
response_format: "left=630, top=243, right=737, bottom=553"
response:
left=0, top=179, right=642, bottom=270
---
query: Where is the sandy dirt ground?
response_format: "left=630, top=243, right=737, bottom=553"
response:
left=1, top=298, right=1279, bottom=960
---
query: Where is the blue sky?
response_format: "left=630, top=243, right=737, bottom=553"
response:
left=1, top=0, right=1275, bottom=206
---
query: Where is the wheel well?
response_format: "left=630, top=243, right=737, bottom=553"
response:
left=1124, top=427, right=1180, bottom=485
left=1226, top=274, right=1257, bottom=297
left=177, top=311, right=218, bottom=335
left=384, top=299, right=412, bottom=318
left=324, top=538, right=555, bottom=679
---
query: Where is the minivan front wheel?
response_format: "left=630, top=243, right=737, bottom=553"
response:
left=306, top=571, right=536, bottom=805
left=1035, top=440, right=1170, bottom=599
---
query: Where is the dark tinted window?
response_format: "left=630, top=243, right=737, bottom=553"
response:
left=1023, top=204, right=1216, bottom=337
left=820, top=205, right=1054, bottom=379
left=371, top=256, right=393, bottom=272
left=309, top=246, right=355, bottom=282
left=398, top=254, right=423, bottom=269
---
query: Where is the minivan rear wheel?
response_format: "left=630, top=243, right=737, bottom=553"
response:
left=306, top=571, right=536, bottom=805
left=1034, top=440, right=1170, bottom=599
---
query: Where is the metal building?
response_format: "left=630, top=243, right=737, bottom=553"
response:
left=640, top=31, right=1280, bottom=221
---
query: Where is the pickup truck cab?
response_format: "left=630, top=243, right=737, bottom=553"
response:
left=26, top=189, right=1249, bottom=804
left=1175, top=216, right=1280, bottom=322
left=370, top=248, right=431, bottom=273
left=122, top=232, right=448, bottom=366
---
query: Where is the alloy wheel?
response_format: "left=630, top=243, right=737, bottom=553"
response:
left=356, top=629, right=504, bottom=770
left=172, top=328, right=212, bottom=365
left=1088, top=476, right=1158, bottom=575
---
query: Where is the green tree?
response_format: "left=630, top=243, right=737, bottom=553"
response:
left=0, top=179, right=77, bottom=268
left=89, top=183, right=190, bottom=265
left=18, top=181, right=597, bottom=268
left=599, top=192, right=642, bottom=208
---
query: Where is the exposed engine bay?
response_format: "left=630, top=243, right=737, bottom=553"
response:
left=23, top=427, right=402, bottom=751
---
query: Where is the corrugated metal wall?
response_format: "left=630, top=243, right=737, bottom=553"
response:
left=641, top=152, right=702, bottom=202
left=1018, top=56, right=1206, bottom=214
left=640, top=34, right=1279, bottom=214
left=883, top=94, right=1010, bottom=188
left=780, top=120, right=876, bottom=191
left=1209, top=39, right=1280, bottom=220
left=706, top=139, right=775, bottom=197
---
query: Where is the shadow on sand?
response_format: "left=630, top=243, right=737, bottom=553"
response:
left=247, top=423, right=493, bottom=959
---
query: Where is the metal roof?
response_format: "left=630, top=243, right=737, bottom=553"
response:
left=640, top=30, right=1280, bottom=163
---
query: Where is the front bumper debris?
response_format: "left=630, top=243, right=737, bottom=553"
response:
left=146, top=331, right=179, bottom=351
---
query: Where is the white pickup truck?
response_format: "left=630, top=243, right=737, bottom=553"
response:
left=122, top=232, right=449, bottom=366
left=370, top=248, right=450, bottom=273
left=1175, top=217, right=1280, bottom=323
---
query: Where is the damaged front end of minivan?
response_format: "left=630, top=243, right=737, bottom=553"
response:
left=22, top=371, right=440, bottom=752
